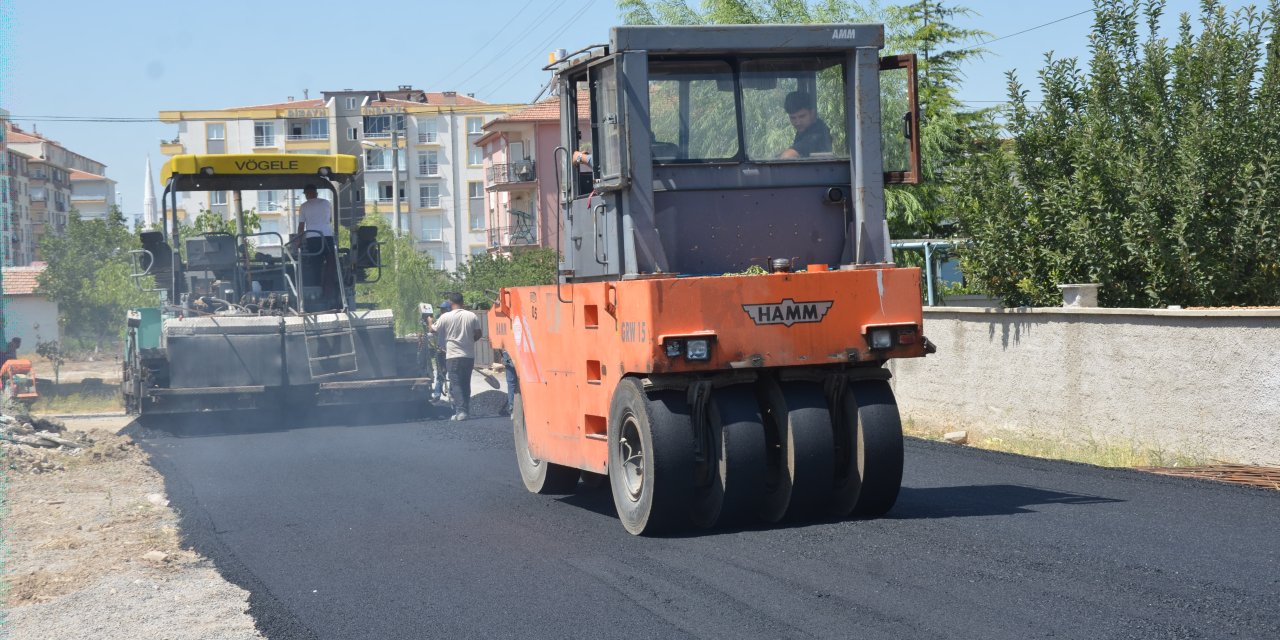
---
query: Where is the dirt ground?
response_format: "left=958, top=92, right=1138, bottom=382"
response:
left=2, top=414, right=262, bottom=639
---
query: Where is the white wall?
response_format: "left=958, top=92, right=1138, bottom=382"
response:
left=888, top=307, right=1280, bottom=465
left=3, top=295, right=60, bottom=346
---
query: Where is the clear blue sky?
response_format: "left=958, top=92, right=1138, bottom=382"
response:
left=0, top=0, right=1259, bottom=225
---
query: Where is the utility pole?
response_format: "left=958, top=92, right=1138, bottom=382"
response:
left=391, top=129, right=401, bottom=238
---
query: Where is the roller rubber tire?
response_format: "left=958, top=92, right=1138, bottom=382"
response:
left=691, top=385, right=767, bottom=529
left=513, top=389, right=579, bottom=494
left=829, top=379, right=904, bottom=518
left=608, top=378, right=696, bottom=535
left=758, top=379, right=835, bottom=522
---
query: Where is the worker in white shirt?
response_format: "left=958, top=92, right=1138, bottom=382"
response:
left=295, top=184, right=338, bottom=308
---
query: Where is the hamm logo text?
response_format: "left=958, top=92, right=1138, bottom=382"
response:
left=742, top=299, right=834, bottom=327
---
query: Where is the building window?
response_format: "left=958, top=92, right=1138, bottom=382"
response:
left=419, top=184, right=440, bottom=208
left=466, top=117, right=483, bottom=135
left=254, top=121, right=276, bottom=147
left=366, top=147, right=389, bottom=171
left=258, top=218, right=281, bottom=244
left=421, top=214, right=443, bottom=241
left=468, top=182, right=484, bottom=230
left=468, top=147, right=483, bottom=166
left=364, top=114, right=405, bottom=138
left=207, top=123, right=226, bottom=154
left=290, top=118, right=328, bottom=140
left=345, top=96, right=358, bottom=110
left=256, top=190, right=281, bottom=212
left=417, top=117, right=438, bottom=143
left=379, top=183, right=405, bottom=201
left=428, top=246, right=447, bottom=267
left=348, top=127, right=359, bottom=141
left=418, top=151, right=439, bottom=176
left=470, top=245, right=487, bottom=257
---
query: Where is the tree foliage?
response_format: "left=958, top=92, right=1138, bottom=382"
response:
left=956, top=0, right=1280, bottom=307
left=452, top=249, right=560, bottom=308
left=36, top=208, right=156, bottom=348
left=350, top=216, right=451, bottom=335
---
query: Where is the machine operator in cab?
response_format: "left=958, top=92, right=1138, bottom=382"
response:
left=295, top=184, right=338, bottom=308
left=779, top=91, right=832, bottom=159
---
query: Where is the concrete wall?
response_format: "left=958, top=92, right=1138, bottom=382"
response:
left=888, top=307, right=1280, bottom=465
left=3, top=295, right=60, bottom=346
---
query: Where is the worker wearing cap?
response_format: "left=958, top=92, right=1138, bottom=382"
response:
left=432, top=293, right=482, bottom=421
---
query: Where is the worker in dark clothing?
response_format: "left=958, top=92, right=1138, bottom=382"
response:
left=780, top=91, right=832, bottom=159
left=0, top=337, right=21, bottom=368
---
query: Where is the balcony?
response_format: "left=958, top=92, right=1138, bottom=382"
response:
left=486, top=161, right=536, bottom=191
left=487, top=224, right=539, bottom=249
left=286, top=133, right=329, bottom=141
left=487, top=209, right=538, bottom=249
left=160, top=139, right=184, bottom=156
left=253, top=136, right=279, bottom=148
left=363, top=130, right=406, bottom=140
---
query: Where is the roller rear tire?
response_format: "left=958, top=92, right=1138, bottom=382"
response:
left=513, top=389, right=579, bottom=494
left=691, top=385, right=767, bottom=529
left=829, top=379, right=904, bottom=518
left=608, top=378, right=696, bottom=535
left=758, top=379, right=835, bottom=522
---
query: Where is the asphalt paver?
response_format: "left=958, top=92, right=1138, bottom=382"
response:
left=140, top=415, right=1280, bottom=640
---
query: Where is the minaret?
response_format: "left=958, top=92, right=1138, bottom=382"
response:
left=143, top=155, right=158, bottom=228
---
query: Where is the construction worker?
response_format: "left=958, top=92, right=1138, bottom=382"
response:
left=432, top=293, right=482, bottom=421
left=0, top=337, right=21, bottom=368
left=430, top=300, right=450, bottom=403
left=780, top=91, right=832, bottom=159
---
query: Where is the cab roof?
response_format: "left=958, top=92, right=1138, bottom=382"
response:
left=159, top=153, right=358, bottom=192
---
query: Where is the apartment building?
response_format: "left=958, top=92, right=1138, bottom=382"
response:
left=2, top=122, right=114, bottom=264
left=1, top=108, right=10, bottom=267
left=158, top=87, right=522, bottom=272
left=3, top=147, right=34, bottom=266
left=475, top=94, right=592, bottom=257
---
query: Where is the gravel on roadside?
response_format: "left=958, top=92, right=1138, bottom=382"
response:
left=2, top=412, right=263, bottom=640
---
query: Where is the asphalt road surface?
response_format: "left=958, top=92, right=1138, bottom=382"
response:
left=139, top=412, right=1280, bottom=640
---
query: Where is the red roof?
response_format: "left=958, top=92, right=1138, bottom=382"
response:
left=69, top=169, right=107, bottom=181
left=224, top=92, right=488, bottom=112
left=2, top=264, right=46, bottom=296
left=225, top=98, right=326, bottom=111
left=483, top=95, right=587, bottom=129
left=5, top=124, right=53, bottom=145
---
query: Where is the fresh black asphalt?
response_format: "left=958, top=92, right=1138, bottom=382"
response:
left=139, top=412, right=1280, bottom=640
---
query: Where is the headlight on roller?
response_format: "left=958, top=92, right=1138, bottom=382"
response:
left=868, top=328, right=894, bottom=350
left=665, top=340, right=683, bottom=357
left=685, top=338, right=710, bottom=361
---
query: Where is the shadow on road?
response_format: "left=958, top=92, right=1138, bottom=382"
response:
left=123, top=402, right=451, bottom=439
left=555, top=486, right=617, bottom=519
left=889, top=484, right=1124, bottom=519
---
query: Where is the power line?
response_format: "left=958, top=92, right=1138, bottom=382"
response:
left=975, top=9, right=1094, bottom=47
left=474, top=0, right=596, bottom=99
left=447, top=0, right=574, bottom=93
left=429, top=0, right=539, bottom=90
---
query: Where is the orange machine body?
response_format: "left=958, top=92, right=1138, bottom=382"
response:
left=489, top=266, right=927, bottom=474
left=0, top=359, right=40, bottom=402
